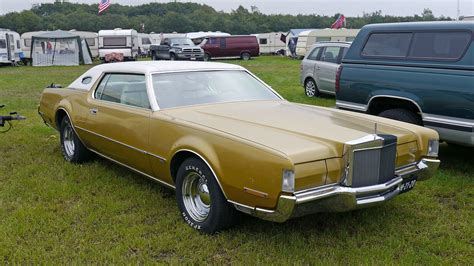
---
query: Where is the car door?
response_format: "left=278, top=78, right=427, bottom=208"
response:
left=157, top=38, right=171, bottom=59
left=316, top=46, right=343, bottom=94
left=81, top=73, right=154, bottom=175
left=301, top=46, right=321, bottom=83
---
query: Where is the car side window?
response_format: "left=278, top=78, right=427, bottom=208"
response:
left=307, top=47, right=321, bottom=60
left=321, top=46, right=341, bottom=63
left=408, top=31, right=472, bottom=60
left=362, top=33, right=412, bottom=57
left=338, top=47, right=349, bottom=64
left=95, top=74, right=149, bottom=109
left=220, top=38, right=226, bottom=48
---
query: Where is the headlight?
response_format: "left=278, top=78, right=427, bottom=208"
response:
left=175, top=48, right=182, bottom=53
left=282, top=169, right=295, bottom=193
left=427, top=139, right=439, bottom=157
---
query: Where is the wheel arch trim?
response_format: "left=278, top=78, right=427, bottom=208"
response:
left=367, top=95, right=424, bottom=119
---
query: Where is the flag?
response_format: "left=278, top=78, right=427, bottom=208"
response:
left=331, top=14, right=346, bottom=29
left=98, top=0, right=110, bottom=14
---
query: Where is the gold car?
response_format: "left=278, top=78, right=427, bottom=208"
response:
left=38, top=61, right=440, bottom=233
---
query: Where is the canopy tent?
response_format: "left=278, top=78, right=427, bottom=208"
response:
left=30, top=30, right=92, bottom=66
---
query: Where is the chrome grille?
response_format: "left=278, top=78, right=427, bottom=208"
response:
left=343, top=134, right=397, bottom=188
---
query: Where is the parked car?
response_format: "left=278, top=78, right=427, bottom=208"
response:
left=150, top=37, right=204, bottom=61
left=38, top=61, right=440, bottom=233
left=200, top=35, right=259, bottom=60
left=300, top=41, right=351, bottom=97
left=336, top=21, right=474, bottom=147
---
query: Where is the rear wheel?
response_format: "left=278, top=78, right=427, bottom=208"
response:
left=175, top=157, right=237, bottom=234
left=241, top=52, right=251, bottom=60
left=378, top=108, right=422, bottom=125
left=170, top=53, right=177, bottom=61
left=59, top=116, right=92, bottom=163
left=304, top=78, right=319, bottom=97
left=151, top=52, right=158, bottom=61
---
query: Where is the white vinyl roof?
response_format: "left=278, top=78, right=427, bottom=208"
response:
left=68, top=61, right=245, bottom=91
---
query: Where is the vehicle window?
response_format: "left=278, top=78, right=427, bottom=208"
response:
left=24, top=39, right=31, bottom=47
left=321, top=46, right=341, bottom=63
left=169, top=38, right=194, bottom=46
left=208, top=38, right=218, bottom=45
left=409, top=31, right=472, bottom=60
left=315, top=37, right=331, bottom=42
left=307, top=47, right=321, bottom=60
left=95, top=74, right=149, bottom=109
left=16, top=40, right=20, bottom=49
left=220, top=38, right=226, bottom=48
left=339, top=47, right=349, bottom=63
left=103, top=37, right=127, bottom=47
left=141, top=37, right=151, bottom=45
left=259, top=38, right=268, bottom=45
left=82, top=76, right=93, bottom=85
left=152, top=71, right=280, bottom=109
left=0, top=40, right=5, bottom=49
left=362, top=33, right=412, bottom=57
left=85, top=38, right=96, bottom=46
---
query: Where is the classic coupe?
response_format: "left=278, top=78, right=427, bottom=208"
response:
left=38, top=61, right=440, bottom=233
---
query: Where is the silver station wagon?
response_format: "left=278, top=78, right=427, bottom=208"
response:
left=300, top=41, right=350, bottom=97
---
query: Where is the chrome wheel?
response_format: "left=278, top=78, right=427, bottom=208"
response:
left=305, top=80, right=316, bottom=97
left=182, top=172, right=211, bottom=222
left=62, top=124, right=75, bottom=158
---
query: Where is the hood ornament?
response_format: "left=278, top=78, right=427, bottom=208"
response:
left=374, top=123, right=378, bottom=139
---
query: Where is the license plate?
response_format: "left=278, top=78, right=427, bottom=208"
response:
left=399, top=175, right=417, bottom=194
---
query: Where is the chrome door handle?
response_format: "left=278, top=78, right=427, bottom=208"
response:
left=90, top=108, right=98, bottom=115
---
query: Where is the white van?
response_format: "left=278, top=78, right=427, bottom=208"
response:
left=253, top=32, right=286, bottom=54
left=98, top=28, right=139, bottom=61
left=21, top=31, right=47, bottom=60
left=295, top=28, right=360, bottom=58
left=0, top=29, right=21, bottom=64
left=70, top=30, right=99, bottom=57
left=137, top=33, right=152, bottom=56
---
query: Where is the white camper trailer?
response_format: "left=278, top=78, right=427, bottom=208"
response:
left=69, top=30, right=99, bottom=57
left=98, top=28, right=139, bottom=61
left=137, top=33, right=152, bottom=56
left=185, top=31, right=230, bottom=45
left=21, top=31, right=47, bottom=60
left=253, top=32, right=286, bottom=54
left=0, top=29, right=21, bottom=64
left=149, top=32, right=186, bottom=44
left=296, top=28, right=360, bottom=58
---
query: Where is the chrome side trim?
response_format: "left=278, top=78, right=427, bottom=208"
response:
left=423, top=113, right=474, bottom=128
left=172, top=149, right=229, bottom=199
left=75, top=126, right=167, bottom=162
left=335, top=100, right=367, bottom=112
left=88, top=148, right=175, bottom=189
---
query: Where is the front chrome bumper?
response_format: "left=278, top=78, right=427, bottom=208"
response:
left=235, top=158, right=440, bottom=223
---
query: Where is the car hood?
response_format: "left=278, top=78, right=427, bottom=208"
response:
left=162, top=100, right=420, bottom=163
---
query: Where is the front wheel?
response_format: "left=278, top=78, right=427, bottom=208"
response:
left=60, top=116, right=92, bottom=163
left=241, top=52, right=251, bottom=60
left=176, top=158, right=237, bottom=234
left=203, top=53, right=211, bottom=61
left=378, top=108, right=422, bottom=125
left=170, top=53, right=177, bottom=61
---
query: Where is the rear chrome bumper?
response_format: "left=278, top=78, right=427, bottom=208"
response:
left=234, top=158, right=440, bottom=223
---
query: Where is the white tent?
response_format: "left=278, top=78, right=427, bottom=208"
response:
left=31, top=30, right=92, bottom=66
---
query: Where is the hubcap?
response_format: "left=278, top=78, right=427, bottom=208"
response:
left=182, top=172, right=211, bottom=222
left=63, top=124, right=75, bottom=158
left=305, top=81, right=316, bottom=97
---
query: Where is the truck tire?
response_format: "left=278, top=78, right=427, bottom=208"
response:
left=151, top=52, right=158, bottom=61
left=176, top=157, right=237, bottom=234
left=170, top=53, right=177, bottom=61
left=378, top=108, right=422, bottom=126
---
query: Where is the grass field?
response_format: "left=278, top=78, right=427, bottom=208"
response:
left=0, top=57, right=473, bottom=264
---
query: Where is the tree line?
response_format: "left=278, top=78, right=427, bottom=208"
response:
left=0, top=2, right=451, bottom=34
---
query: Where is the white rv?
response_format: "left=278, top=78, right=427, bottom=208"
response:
left=98, top=28, right=139, bottom=61
left=185, top=31, right=230, bottom=45
left=69, top=30, right=99, bottom=57
left=21, top=31, right=48, bottom=60
left=137, top=33, right=152, bottom=56
left=253, top=32, right=286, bottom=55
left=0, top=29, right=21, bottom=64
left=295, top=28, right=360, bottom=58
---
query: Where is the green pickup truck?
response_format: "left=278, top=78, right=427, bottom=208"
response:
left=336, top=21, right=474, bottom=147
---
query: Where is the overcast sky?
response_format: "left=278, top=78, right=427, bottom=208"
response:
left=0, top=0, right=473, bottom=17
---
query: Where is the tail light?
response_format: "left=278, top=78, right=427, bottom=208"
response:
left=335, top=65, right=343, bottom=93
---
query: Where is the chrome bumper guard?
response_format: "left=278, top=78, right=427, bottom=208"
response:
left=238, top=158, right=440, bottom=223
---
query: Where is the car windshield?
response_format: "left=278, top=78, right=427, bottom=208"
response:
left=170, top=38, right=194, bottom=46
left=152, top=70, right=281, bottom=109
